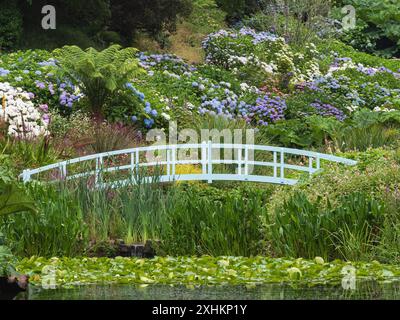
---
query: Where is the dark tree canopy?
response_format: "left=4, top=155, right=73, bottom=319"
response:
left=111, top=0, right=192, bottom=44
left=0, top=0, right=192, bottom=50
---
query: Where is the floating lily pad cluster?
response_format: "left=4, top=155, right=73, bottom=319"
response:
left=16, top=256, right=400, bottom=289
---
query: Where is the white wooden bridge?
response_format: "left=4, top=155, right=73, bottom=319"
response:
left=20, top=141, right=357, bottom=188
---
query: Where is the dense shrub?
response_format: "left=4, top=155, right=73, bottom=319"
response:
left=0, top=1, right=23, bottom=51
left=241, top=0, right=335, bottom=45
left=110, top=0, right=193, bottom=44
left=336, top=0, right=400, bottom=58
left=265, top=152, right=400, bottom=261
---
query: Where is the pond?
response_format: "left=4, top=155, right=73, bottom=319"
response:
left=15, top=281, right=400, bottom=300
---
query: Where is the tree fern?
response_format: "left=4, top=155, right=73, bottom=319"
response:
left=53, top=45, right=144, bottom=116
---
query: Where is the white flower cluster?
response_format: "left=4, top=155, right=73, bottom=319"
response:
left=0, top=82, right=49, bottom=139
left=228, top=54, right=277, bottom=75
left=373, top=106, right=397, bottom=113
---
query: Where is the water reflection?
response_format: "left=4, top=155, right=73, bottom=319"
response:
left=16, top=281, right=400, bottom=300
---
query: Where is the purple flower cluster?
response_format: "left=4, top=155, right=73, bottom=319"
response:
left=247, top=94, right=287, bottom=126
left=37, top=59, right=58, bottom=68
left=332, top=56, right=400, bottom=79
left=59, top=91, right=80, bottom=108
left=35, top=80, right=81, bottom=108
left=310, top=101, right=346, bottom=121
left=39, top=104, right=51, bottom=125
left=126, top=82, right=158, bottom=128
left=0, top=68, right=10, bottom=77
left=238, top=27, right=278, bottom=44
left=195, top=81, right=252, bottom=120
left=314, top=76, right=342, bottom=90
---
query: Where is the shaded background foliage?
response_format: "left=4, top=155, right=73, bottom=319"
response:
left=0, top=0, right=193, bottom=50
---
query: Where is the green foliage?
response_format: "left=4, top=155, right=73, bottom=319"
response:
left=337, top=0, right=400, bottom=57
left=256, top=116, right=339, bottom=148
left=265, top=155, right=400, bottom=261
left=0, top=242, right=16, bottom=277
left=162, top=184, right=266, bottom=256
left=188, top=0, right=227, bottom=35
left=16, top=255, right=400, bottom=288
left=0, top=138, right=60, bottom=172
left=1, top=183, right=88, bottom=257
left=53, top=45, right=144, bottom=116
left=332, top=123, right=400, bottom=152
left=85, top=122, right=139, bottom=154
left=374, top=191, right=400, bottom=264
left=0, top=183, right=36, bottom=217
left=265, top=191, right=383, bottom=260
left=0, top=1, right=23, bottom=51
left=216, top=0, right=259, bottom=21
left=110, top=0, right=193, bottom=44
left=242, top=0, right=333, bottom=45
left=317, top=40, right=400, bottom=71
left=18, top=0, right=112, bottom=50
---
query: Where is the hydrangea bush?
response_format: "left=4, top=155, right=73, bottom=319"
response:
left=0, top=50, right=83, bottom=115
left=0, top=82, right=49, bottom=139
left=202, top=27, right=321, bottom=86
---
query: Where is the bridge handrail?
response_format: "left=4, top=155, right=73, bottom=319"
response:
left=20, top=141, right=357, bottom=186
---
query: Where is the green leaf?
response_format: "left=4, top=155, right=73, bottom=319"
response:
left=0, top=183, right=36, bottom=216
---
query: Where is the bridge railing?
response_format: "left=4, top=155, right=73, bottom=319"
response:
left=20, top=141, right=357, bottom=188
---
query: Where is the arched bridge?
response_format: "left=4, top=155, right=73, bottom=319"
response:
left=20, top=141, right=357, bottom=188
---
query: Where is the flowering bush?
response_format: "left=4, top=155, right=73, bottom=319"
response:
left=0, top=50, right=82, bottom=114
left=0, top=82, right=49, bottom=139
left=202, top=27, right=321, bottom=86
left=296, top=55, right=400, bottom=114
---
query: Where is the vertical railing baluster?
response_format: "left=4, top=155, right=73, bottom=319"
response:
left=273, top=151, right=277, bottom=178
left=60, top=162, right=67, bottom=180
left=280, top=149, right=285, bottom=180
left=237, top=147, right=242, bottom=175
left=130, top=152, right=135, bottom=178
left=167, top=148, right=171, bottom=177
left=208, top=140, right=213, bottom=183
left=172, top=145, right=176, bottom=178
left=244, top=145, right=249, bottom=176
left=309, top=157, right=313, bottom=176
left=95, top=156, right=103, bottom=187
left=316, top=155, right=321, bottom=171
left=22, top=169, right=31, bottom=183
left=202, top=141, right=207, bottom=176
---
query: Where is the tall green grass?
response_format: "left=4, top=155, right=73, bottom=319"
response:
left=264, top=191, right=384, bottom=261
left=333, top=124, right=400, bottom=152
left=161, top=185, right=266, bottom=256
left=1, top=183, right=87, bottom=257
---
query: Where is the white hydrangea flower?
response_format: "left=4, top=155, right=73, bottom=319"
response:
left=0, top=82, right=49, bottom=139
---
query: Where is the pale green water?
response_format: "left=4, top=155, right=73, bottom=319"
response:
left=16, top=281, right=400, bottom=300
